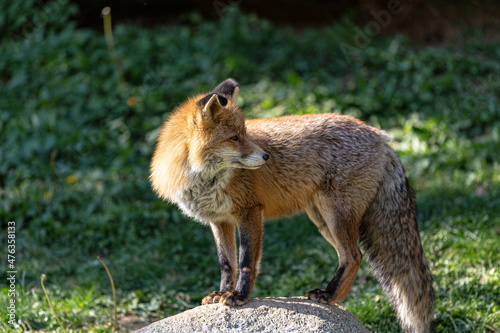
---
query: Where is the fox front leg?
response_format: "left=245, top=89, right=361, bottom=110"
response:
left=202, top=222, right=237, bottom=305
left=220, top=206, right=263, bottom=306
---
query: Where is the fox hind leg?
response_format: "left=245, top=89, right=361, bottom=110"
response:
left=306, top=199, right=363, bottom=306
left=306, top=204, right=337, bottom=247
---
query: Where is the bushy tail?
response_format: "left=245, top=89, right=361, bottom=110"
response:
left=359, top=147, right=434, bottom=333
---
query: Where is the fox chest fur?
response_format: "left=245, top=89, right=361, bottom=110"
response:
left=174, top=169, right=237, bottom=224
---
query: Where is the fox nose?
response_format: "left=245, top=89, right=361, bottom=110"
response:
left=262, top=153, right=270, bottom=161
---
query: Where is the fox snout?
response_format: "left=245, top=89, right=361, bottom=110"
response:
left=242, top=138, right=270, bottom=169
left=238, top=150, right=269, bottom=170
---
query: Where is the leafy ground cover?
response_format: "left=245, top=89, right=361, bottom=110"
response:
left=0, top=2, right=499, bottom=332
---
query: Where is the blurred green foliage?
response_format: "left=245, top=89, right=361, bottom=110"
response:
left=0, top=2, right=499, bottom=332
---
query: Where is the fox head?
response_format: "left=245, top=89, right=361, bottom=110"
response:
left=150, top=79, right=269, bottom=200
left=190, top=84, right=270, bottom=172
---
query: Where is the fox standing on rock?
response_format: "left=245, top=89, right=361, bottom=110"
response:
left=150, top=78, right=434, bottom=332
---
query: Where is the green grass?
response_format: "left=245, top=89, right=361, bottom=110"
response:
left=1, top=3, right=499, bottom=332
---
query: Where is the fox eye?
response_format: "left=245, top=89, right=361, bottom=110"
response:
left=230, top=135, right=239, bottom=142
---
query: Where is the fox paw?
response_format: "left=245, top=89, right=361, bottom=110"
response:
left=201, top=291, right=226, bottom=305
left=306, top=288, right=335, bottom=305
left=220, top=290, right=248, bottom=306
left=201, top=290, right=248, bottom=306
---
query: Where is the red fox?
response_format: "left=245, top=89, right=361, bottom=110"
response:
left=150, top=79, right=434, bottom=333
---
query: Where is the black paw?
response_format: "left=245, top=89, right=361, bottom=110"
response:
left=213, top=290, right=248, bottom=306
left=306, top=288, right=333, bottom=305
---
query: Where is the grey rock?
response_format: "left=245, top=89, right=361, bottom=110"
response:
left=134, top=296, right=369, bottom=333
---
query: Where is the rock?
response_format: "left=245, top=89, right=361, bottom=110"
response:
left=134, top=296, right=369, bottom=333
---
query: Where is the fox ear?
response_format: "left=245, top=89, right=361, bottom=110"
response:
left=212, top=78, right=240, bottom=106
left=197, top=93, right=227, bottom=125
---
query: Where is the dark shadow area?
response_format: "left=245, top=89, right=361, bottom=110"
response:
left=71, top=0, right=500, bottom=44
